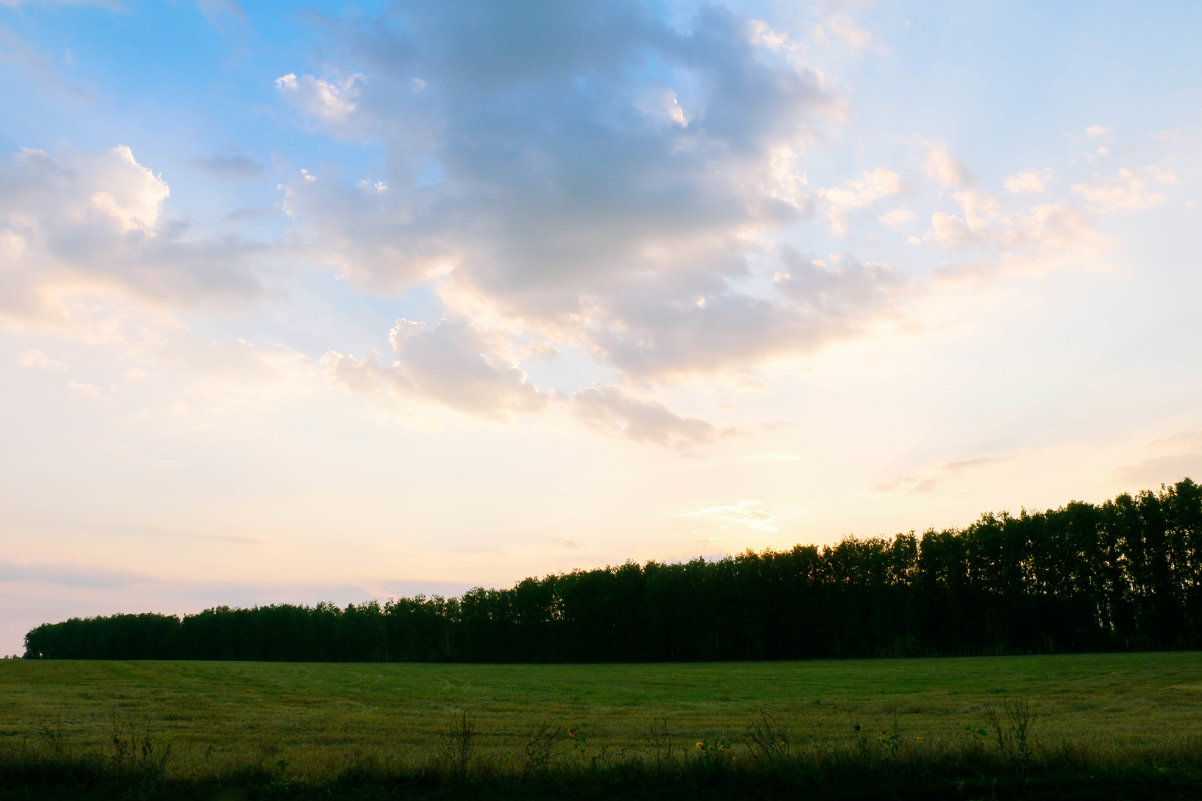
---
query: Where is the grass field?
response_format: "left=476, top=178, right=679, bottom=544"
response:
left=3, top=651, right=1202, bottom=785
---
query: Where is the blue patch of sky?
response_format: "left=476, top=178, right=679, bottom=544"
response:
left=186, top=271, right=445, bottom=361
left=1, top=0, right=387, bottom=167
left=518, top=342, right=607, bottom=397
left=849, top=1, right=1202, bottom=180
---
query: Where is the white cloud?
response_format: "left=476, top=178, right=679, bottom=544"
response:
left=1086, top=124, right=1112, bottom=139
left=810, top=12, right=886, bottom=55
left=1072, top=167, right=1171, bottom=213
left=748, top=19, right=791, bottom=51
left=675, top=500, right=778, bottom=532
left=275, top=72, right=361, bottom=125
left=322, top=316, right=546, bottom=421
left=923, top=142, right=971, bottom=188
left=17, top=349, right=66, bottom=370
left=65, top=379, right=103, bottom=399
left=879, top=208, right=917, bottom=229
left=1004, top=169, right=1052, bottom=194
left=0, top=145, right=265, bottom=337
left=928, top=194, right=1103, bottom=272
left=820, top=167, right=902, bottom=236
left=633, top=86, right=689, bottom=128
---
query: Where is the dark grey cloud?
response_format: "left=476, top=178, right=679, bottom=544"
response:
left=589, top=247, right=912, bottom=377
left=188, top=154, right=265, bottom=181
left=277, top=1, right=871, bottom=382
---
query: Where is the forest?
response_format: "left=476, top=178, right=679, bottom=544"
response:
left=23, top=479, right=1202, bottom=662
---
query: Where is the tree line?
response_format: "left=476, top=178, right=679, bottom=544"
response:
left=23, top=479, right=1202, bottom=661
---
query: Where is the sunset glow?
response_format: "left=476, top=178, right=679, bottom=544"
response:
left=2, top=0, right=1201, bottom=654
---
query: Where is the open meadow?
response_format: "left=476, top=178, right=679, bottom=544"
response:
left=3, top=651, right=1202, bottom=798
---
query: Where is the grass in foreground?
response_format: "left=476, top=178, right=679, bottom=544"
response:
left=2, top=652, right=1201, bottom=798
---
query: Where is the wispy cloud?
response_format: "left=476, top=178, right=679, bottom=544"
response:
left=872, top=454, right=1016, bottom=496
left=675, top=500, right=779, bottom=532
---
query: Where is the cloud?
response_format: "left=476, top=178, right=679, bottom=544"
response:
left=1072, top=166, right=1176, bottom=213
left=810, top=12, right=886, bottom=55
left=923, top=178, right=1108, bottom=273
left=275, top=2, right=860, bottom=380
left=675, top=499, right=778, bottom=532
left=322, top=316, right=547, bottom=421
left=275, top=72, right=361, bottom=125
left=923, top=141, right=971, bottom=188
left=879, top=208, right=917, bottom=229
left=17, top=349, right=66, bottom=370
left=583, top=247, right=912, bottom=379
left=1085, top=124, right=1112, bottom=139
left=747, top=450, right=805, bottom=463
left=0, top=145, right=266, bottom=336
left=188, top=154, right=265, bottom=181
left=570, top=385, right=734, bottom=450
left=872, top=453, right=1015, bottom=495
left=773, top=248, right=909, bottom=318
left=0, top=559, right=145, bottom=589
left=1004, top=169, right=1051, bottom=194
left=320, top=314, right=739, bottom=448
left=820, top=167, right=902, bottom=236
left=0, top=25, right=89, bottom=98
left=65, top=379, right=104, bottom=399
left=1114, top=429, right=1202, bottom=487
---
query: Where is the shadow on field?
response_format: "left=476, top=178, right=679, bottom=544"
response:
left=3, top=704, right=1202, bottom=801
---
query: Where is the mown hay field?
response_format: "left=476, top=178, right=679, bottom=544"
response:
left=2, top=652, right=1200, bottom=780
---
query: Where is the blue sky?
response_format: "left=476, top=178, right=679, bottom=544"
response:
left=2, top=0, right=1200, bottom=654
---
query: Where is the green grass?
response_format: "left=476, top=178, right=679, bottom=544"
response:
left=2, top=652, right=1201, bottom=797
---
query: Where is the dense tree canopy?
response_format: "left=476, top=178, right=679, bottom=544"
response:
left=24, top=479, right=1202, bottom=661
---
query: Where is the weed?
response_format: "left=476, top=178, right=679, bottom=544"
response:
left=879, top=715, right=904, bottom=757
left=439, top=710, right=478, bottom=778
left=521, top=721, right=562, bottom=775
left=983, top=697, right=1035, bottom=762
left=109, top=715, right=172, bottom=773
left=746, top=709, right=791, bottom=762
left=37, top=717, right=70, bottom=758
left=642, top=718, right=678, bottom=768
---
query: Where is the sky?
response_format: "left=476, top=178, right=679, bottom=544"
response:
left=2, top=0, right=1201, bottom=655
